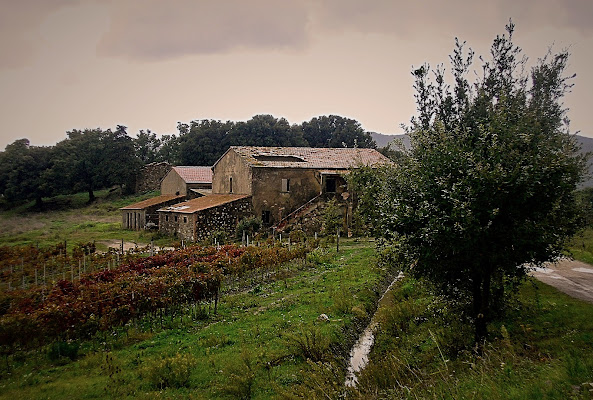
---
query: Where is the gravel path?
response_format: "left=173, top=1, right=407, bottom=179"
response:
left=531, top=258, right=593, bottom=304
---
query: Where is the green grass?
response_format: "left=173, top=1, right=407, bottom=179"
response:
left=0, top=190, right=169, bottom=249
left=567, top=227, right=593, bottom=265
left=0, top=239, right=392, bottom=399
left=346, top=276, right=593, bottom=399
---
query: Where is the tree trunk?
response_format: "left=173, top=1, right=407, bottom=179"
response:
left=35, top=196, right=43, bottom=209
left=473, top=269, right=492, bottom=345
left=87, top=187, right=95, bottom=203
left=472, top=275, right=483, bottom=343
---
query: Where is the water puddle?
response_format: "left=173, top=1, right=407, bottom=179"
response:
left=345, top=272, right=404, bottom=387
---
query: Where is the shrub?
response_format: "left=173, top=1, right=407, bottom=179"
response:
left=141, top=353, right=196, bottom=389
left=219, top=348, right=258, bottom=399
left=331, top=286, right=353, bottom=316
left=210, top=230, right=228, bottom=245
left=47, top=340, right=79, bottom=361
left=284, top=327, right=330, bottom=362
left=235, top=217, right=262, bottom=240
left=289, top=229, right=306, bottom=243
left=306, top=247, right=332, bottom=266
left=322, top=199, right=343, bottom=236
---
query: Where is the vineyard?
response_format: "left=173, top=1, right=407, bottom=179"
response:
left=0, top=242, right=310, bottom=351
left=0, top=241, right=156, bottom=291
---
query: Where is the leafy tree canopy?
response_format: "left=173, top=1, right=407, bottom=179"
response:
left=354, top=21, right=587, bottom=342
left=301, top=115, right=376, bottom=148
left=0, top=139, right=54, bottom=207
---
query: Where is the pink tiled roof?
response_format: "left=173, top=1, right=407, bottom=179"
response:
left=228, top=147, right=391, bottom=169
left=157, top=194, right=250, bottom=214
left=172, top=166, right=213, bottom=184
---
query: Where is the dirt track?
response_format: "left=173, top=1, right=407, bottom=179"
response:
left=531, top=259, right=593, bottom=304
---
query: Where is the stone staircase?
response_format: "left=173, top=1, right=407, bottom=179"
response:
left=273, top=194, right=325, bottom=232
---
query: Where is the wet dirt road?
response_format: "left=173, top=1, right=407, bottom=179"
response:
left=531, top=259, right=593, bottom=304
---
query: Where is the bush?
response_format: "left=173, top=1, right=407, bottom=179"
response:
left=141, top=353, right=196, bottom=389
left=289, top=229, right=306, bottom=243
left=284, top=327, right=330, bottom=362
left=306, top=247, right=332, bottom=266
left=322, top=199, right=343, bottom=236
left=47, top=340, right=79, bottom=361
left=219, top=348, right=258, bottom=399
left=235, top=217, right=262, bottom=240
left=210, top=230, right=228, bottom=245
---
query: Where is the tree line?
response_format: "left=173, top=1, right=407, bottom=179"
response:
left=0, top=114, right=376, bottom=207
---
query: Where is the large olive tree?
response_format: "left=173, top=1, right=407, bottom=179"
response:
left=366, top=22, right=586, bottom=341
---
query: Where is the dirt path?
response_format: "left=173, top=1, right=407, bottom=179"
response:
left=531, top=259, right=593, bottom=304
left=96, top=239, right=142, bottom=252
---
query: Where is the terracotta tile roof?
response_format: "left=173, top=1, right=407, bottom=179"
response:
left=227, top=147, right=391, bottom=169
left=158, top=194, right=250, bottom=214
left=120, top=194, right=185, bottom=210
left=172, top=166, right=213, bottom=184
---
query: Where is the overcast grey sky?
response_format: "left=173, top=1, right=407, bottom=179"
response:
left=1, top=0, right=592, bottom=149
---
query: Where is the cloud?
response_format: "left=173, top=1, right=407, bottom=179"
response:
left=97, top=0, right=310, bottom=60
left=4, top=0, right=590, bottom=67
left=0, top=0, right=75, bottom=69
left=310, top=0, right=593, bottom=39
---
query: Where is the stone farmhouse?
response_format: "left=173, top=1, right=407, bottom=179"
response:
left=120, top=166, right=213, bottom=230
left=155, top=146, right=390, bottom=241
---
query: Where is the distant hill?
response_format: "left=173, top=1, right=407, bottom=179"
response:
left=371, top=132, right=593, bottom=188
left=370, top=132, right=400, bottom=148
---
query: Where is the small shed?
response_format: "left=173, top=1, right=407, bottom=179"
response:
left=120, top=194, right=184, bottom=230
left=158, top=194, right=252, bottom=241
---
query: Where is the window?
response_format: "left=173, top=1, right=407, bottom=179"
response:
left=262, top=210, right=270, bottom=224
left=281, top=178, right=290, bottom=192
left=174, top=215, right=178, bottom=222
left=229, top=177, right=233, bottom=193
left=326, top=177, right=336, bottom=193
left=183, top=216, right=187, bottom=223
left=165, top=215, right=169, bottom=222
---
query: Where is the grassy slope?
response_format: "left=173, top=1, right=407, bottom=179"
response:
left=349, top=277, right=593, bottom=399
left=0, top=190, right=169, bottom=250
left=2, top=192, right=593, bottom=398
left=0, top=240, right=389, bottom=399
left=567, top=227, right=593, bottom=265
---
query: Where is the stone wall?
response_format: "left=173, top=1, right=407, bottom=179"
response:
left=135, top=162, right=172, bottom=193
left=161, top=169, right=187, bottom=196
left=158, top=212, right=184, bottom=238
left=211, top=149, right=252, bottom=195
left=193, top=197, right=253, bottom=242
left=158, top=197, right=253, bottom=242
left=251, top=168, right=321, bottom=226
